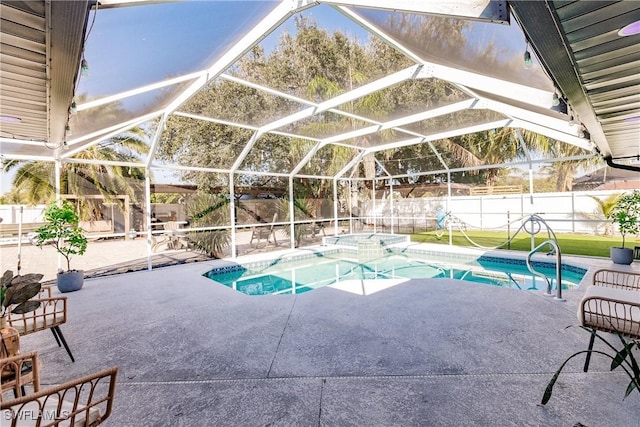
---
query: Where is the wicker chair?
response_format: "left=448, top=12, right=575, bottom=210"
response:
left=578, top=268, right=640, bottom=371
left=8, top=297, right=74, bottom=362
left=1, top=352, right=40, bottom=401
left=1, top=366, right=117, bottom=426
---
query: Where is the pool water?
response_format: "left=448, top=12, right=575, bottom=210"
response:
left=204, top=250, right=586, bottom=296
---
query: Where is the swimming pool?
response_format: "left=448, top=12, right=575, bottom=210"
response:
left=204, top=247, right=587, bottom=296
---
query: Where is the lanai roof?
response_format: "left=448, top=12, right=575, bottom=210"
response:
left=1, top=1, right=639, bottom=177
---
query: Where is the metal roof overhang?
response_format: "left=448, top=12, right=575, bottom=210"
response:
left=510, top=0, right=640, bottom=171
left=0, top=0, right=89, bottom=153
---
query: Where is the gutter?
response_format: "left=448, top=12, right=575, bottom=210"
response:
left=604, top=156, right=640, bottom=173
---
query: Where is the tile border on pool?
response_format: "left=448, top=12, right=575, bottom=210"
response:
left=386, top=247, right=587, bottom=276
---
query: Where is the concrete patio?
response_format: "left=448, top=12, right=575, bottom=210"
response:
left=14, top=250, right=640, bottom=427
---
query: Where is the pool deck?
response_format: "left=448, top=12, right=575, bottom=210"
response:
left=12, top=244, right=640, bottom=426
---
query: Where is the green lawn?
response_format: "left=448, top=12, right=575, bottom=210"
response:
left=408, top=230, right=638, bottom=258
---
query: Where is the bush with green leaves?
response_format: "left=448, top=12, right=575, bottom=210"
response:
left=33, top=201, right=88, bottom=272
left=606, top=189, right=640, bottom=249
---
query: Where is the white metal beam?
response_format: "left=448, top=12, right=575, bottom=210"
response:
left=334, top=150, right=368, bottom=179
left=425, top=64, right=554, bottom=111
left=508, top=119, right=592, bottom=150
left=63, top=158, right=146, bottom=168
left=0, top=154, right=55, bottom=162
left=173, top=112, right=260, bottom=132
left=230, top=131, right=263, bottom=173
left=475, top=97, right=592, bottom=150
left=220, top=74, right=316, bottom=106
left=0, top=138, right=45, bottom=146
left=363, top=119, right=510, bottom=153
left=76, top=72, right=203, bottom=112
left=145, top=114, right=167, bottom=169
left=151, top=163, right=229, bottom=175
left=361, top=136, right=424, bottom=154
left=478, top=99, right=572, bottom=132
left=290, top=141, right=325, bottom=176
left=387, top=153, right=596, bottom=180
left=322, top=99, right=476, bottom=145
left=235, top=169, right=291, bottom=178
left=514, top=128, right=532, bottom=163
left=294, top=173, right=334, bottom=179
left=63, top=111, right=162, bottom=153
left=374, top=158, right=392, bottom=178
left=174, top=111, right=322, bottom=143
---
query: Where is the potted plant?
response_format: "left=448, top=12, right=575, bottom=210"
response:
left=606, top=189, right=640, bottom=265
left=33, top=201, right=88, bottom=292
left=1, top=270, right=43, bottom=357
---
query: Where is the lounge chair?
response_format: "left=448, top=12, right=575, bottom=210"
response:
left=578, top=268, right=640, bottom=371
left=152, top=220, right=190, bottom=251
left=250, top=213, right=278, bottom=248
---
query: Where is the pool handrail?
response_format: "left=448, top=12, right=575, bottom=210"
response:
left=526, top=239, right=564, bottom=301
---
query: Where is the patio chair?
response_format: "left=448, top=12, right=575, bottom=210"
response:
left=1, top=352, right=40, bottom=401
left=8, top=297, right=75, bottom=362
left=1, top=366, right=117, bottom=426
left=152, top=220, right=190, bottom=251
left=250, top=213, right=278, bottom=248
left=578, top=268, right=640, bottom=371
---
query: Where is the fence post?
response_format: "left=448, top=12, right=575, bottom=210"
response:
left=571, top=192, right=576, bottom=233
left=479, top=196, right=483, bottom=231
left=507, top=211, right=511, bottom=250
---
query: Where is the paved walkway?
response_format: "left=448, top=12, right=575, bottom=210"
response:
left=13, top=247, right=640, bottom=426
left=0, top=230, right=325, bottom=283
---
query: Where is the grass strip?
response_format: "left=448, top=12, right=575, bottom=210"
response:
left=408, top=230, right=637, bottom=258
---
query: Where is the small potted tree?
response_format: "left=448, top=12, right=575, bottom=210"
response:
left=606, top=189, right=640, bottom=265
left=34, top=201, right=88, bottom=292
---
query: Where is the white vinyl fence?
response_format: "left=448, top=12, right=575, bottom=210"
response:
left=361, top=189, right=631, bottom=236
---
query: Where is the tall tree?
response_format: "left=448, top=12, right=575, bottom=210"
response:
left=3, top=127, right=149, bottom=220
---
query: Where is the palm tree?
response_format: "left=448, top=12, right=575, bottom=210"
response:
left=519, top=132, right=598, bottom=192
left=580, top=193, right=621, bottom=235
left=185, top=193, right=230, bottom=257
left=3, top=127, right=149, bottom=220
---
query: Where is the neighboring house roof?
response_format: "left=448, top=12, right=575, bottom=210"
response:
left=573, top=167, right=640, bottom=191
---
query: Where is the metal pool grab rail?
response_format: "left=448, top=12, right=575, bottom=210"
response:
left=526, top=240, right=564, bottom=301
